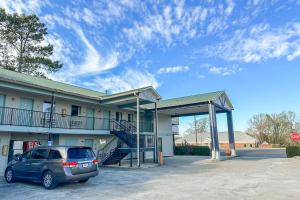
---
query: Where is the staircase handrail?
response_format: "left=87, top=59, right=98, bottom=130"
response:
left=116, top=120, right=137, bottom=133
left=97, top=136, right=121, bottom=164
left=98, top=120, right=140, bottom=165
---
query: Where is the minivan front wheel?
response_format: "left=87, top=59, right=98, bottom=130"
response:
left=79, top=178, right=89, bottom=183
left=42, top=171, right=56, bottom=189
left=5, top=168, right=15, bottom=183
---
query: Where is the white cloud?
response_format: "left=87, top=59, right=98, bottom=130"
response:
left=45, top=34, right=72, bottom=66
left=120, top=0, right=239, bottom=48
left=82, top=68, right=159, bottom=93
left=287, top=47, right=300, bottom=61
left=198, top=74, right=206, bottom=79
left=203, top=64, right=243, bottom=76
left=41, top=15, right=120, bottom=82
left=157, top=66, right=189, bottom=74
left=207, top=18, right=227, bottom=34
left=0, top=0, right=48, bottom=14
left=205, top=23, right=300, bottom=62
left=74, top=27, right=119, bottom=75
left=123, top=3, right=216, bottom=47
left=225, top=0, right=235, bottom=16
left=82, top=8, right=96, bottom=25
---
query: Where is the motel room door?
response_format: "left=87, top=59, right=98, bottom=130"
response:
left=86, top=108, right=95, bottom=129
left=19, top=98, right=33, bottom=126
left=0, top=94, right=5, bottom=123
left=103, top=110, right=110, bottom=129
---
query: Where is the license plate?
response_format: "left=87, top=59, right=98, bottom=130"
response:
left=82, top=163, right=89, bottom=168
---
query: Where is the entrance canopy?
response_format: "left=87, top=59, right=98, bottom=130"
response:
left=100, top=86, right=161, bottom=108
left=143, top=90, right=236, bottom=160
left=143, top=91, right=233, bottom=117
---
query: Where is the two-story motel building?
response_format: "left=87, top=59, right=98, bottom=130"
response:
left=0, top=68, right=236, bottom=173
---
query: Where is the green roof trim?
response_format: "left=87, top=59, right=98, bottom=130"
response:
left=0, top=68, right=106, bottom=99
left=143, top=91, right=233, bottom=110
left=0, top=69, right=233, bottom=111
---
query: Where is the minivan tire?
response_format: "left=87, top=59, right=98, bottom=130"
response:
left=79, top=178, right=89, bottom=183
left=5, top=168, right=15, bottom=183
left=42, top=171, right=56, bottom=189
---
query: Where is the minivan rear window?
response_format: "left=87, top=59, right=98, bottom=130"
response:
left=67, top=147, right=94, bottom=159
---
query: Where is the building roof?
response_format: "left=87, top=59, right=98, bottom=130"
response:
left=100, top=86, right=161, bottom=107
left=101, top=86, right=161, bottom=101
left=143, top=91, right=234, bottom=112
left=175, top=131, right=257, bottom=144
left=0, top=68, right=233, bottom=112
left=0, top=68, right=106, bottom=99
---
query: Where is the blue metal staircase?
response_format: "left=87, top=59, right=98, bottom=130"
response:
left=97, top=120, right=155, bottom=166
left=98, top=120, right=137, bottom=166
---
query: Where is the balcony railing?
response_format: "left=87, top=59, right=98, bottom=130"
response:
left=0, top=107, right=155, bottom=132
left=0, top=107, right=112, bottom=130
left=131, top=121, right=154, bottom=133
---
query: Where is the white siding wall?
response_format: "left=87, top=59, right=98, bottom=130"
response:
left=0, top=133, right=11, bottom=174
left=157, top=114, right=174, bottom=156
left=59, top=134, right=113, bottom=154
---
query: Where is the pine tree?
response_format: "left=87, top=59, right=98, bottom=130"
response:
left=0, top=9, right=62, bottom=77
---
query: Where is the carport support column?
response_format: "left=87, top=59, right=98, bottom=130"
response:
left=154, top=102, right=158, bottom=163
left=136, top=95, right=140, bottom=167
left=208, top=103, right=220, bottom=160
left=227, top=111, right=236, bottom=156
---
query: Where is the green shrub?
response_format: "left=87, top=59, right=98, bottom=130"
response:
left=286, top=145, right=300, bottom=158
left=174, top=146, right=211, bottom=156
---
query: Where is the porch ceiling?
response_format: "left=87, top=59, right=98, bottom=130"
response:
left=156, top=103, right=228, bottom=117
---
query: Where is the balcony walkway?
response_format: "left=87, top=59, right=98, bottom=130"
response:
left=0, top=107, right=153, bottom=134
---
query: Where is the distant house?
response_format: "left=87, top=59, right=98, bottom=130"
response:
left=175, top=131, right=257, bottom=149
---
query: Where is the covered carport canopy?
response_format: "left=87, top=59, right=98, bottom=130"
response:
left=143, top=91, right=236, bottom=160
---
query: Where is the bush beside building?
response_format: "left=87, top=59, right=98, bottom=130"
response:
left=175, top=131, right=257, bottom=149
left=174, top=146, right=211, bottom=156
left=286, top=145, right=300, bottom=158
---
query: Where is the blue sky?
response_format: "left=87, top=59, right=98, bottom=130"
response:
left=1, top=0, right=300, bottom=133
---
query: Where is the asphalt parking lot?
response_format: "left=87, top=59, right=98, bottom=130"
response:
left=1, top=149, right=299, bottom=200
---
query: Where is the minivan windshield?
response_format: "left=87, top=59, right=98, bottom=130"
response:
left=67, top=147, right=94, bottom=159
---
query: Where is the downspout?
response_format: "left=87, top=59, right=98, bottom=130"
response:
left=48, top=92, right=55, bottom=146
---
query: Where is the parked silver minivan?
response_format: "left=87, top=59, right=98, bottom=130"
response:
left=4, top=146, right=99, bottom=189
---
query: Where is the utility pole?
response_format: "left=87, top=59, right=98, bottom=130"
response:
left=194, top=115, right=198, bottom=145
